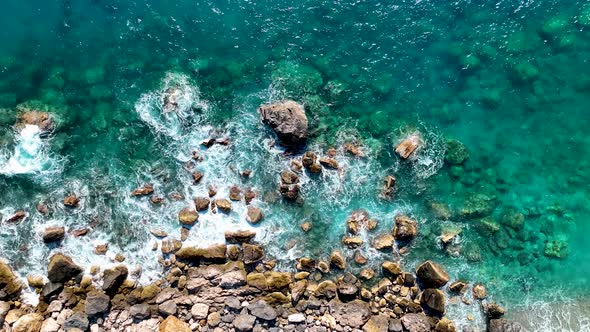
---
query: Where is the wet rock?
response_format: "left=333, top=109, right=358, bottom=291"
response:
left=178, top=207, right=199, bottom=226
left=449, top=281, right=468, bottom=294
left=246, top=206, right=263, bottom=224
left=161, top=239, right=182, bottom=254
left=300, top=221, right=312, bottom=232
left=354, top=250, right=368, bottom=265
left=486, top=302, right=506, bottom=319
left=259, top=100, right=308, bottom=147
left=149, top=229, right=168, bottom=238
left=544, top=239, right=568, bottom=259
left=85, top=290, right=110, bottom=316
left=344, top=143, right=364, bottom=157
left=17, top=111, right=54, bottom=132
left=229, top=186, right=242, bottom=201
left=319, top=157, right=339, bottom=169
left=472, top=283, right=487, bottom=299
left=160, top=316, right=191, bottom=332
left=330, top=250, right=346, bottom=270
left=373, top=233, right=394, bottom=250
left=362, top=314, right=389, bottom=332
left=244, top=189, right=256, bottom=205
left=393, top=215, right=418, bottom=242
left=329, top=299, right=371, bottom=328
left=149, top=195, right=164, bottom=205
left=435, top=317, right=456, bottom=332
left=297, top=257, right=316, bottom=271
left=225, top=230, right=256, bottom=244
left=459, top=194, right=497, bottom=219
left=401, top=313, right=431, bottom=332
left=291, top=280, right=308, bottom=303
left=214, top=199, right=232, bottom=213
left=176, top=244, right=227, bottom=263
left=242, top=243, right=264, bottom=264
left=488, top=319, right=526, bottom=332
left=281, top=170, right=299, bottom=184
left=265, top=271, right=292, bottom=291
left=6, top=210, right=26, bottom=223
left=36, top=204, right=50, bottom=215
left=440, top=225, right=462, bottom=244
left=416, top=261, right=449, bottom=288
left=71, top=228, right=89, bottom=237
left=359, top=268, right=375, bottom=281
left=0, top=261, right=22, bottom=300
left=42, top=226, right=65, bottom=243
left=233, top=313, right=256, bottom=331
left=47, top=254, right=82, bottom=283
left=95, top=243, right=108, bottom=255
left=342, top=236, right=363, bottom=248
left=13, top=313, right=43, bottom=332
left=444, top=139, right=469, bottom=165
left=395, top=132, right=422, bottom=159
left=63, top=194, right=80, bottom=207
left=192, top=171, right=204, bottom=184
left=26, top=274, right=44, bottom=289
left=420, top=288, right=446, bottom=314
left=382, top=261, right=402, bottom=277
left=381, top=175, right=397, bottom=198
left=302, top=151, right=321, bottom=173
left=194, top=197, right=210, bottom=211
left=279, top=183, right=300, bottom=200
left=347, top=209, right=375, bottom=234
left=102, top=265, right=128, bottom=294
left=248, top=300, right=277, bottom=321
left=208, top=185, right=217, bottom=197
left=131, top=184, right=154, bottom=197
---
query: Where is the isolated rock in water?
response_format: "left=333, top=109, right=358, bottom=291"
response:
left=42, top=226, right=65, bottom=243
left=17, top=111, right=54, bottom=132
left=47, top=254, right=83, bottom=283
left=246, top=206, right=263, bottom=223
left=393, top=215, right=418, bottom=241
left=0, top=261, right=22, bottom=300
left=344, top=143, right=364, bottom=157
left=347, top=209, right=376, bottom=234
left=214, top=199, right=232, bottom=213
left=416, top=260, right=449, bottom=288
left=373, top=233, right=394, bottom=250
left=395, top=131, right=422, bottom=159
left=259, top=100, right=308, bottom=146
left=194, top=197, right=210, bottom=211
left=473, top=283, right=487, bottom=299
left=330, top=250, right=346, bottom=270
left=63, top=194, right=80, bottom=207
left=319, top=157, right=339, bottom=169
left=131, top=184, right=154, bottom=197
left=6, top=210, right=26, bottom=223
left=178, top=208, right=199, bottom=226
left=381, top=175, right=397, bottom=198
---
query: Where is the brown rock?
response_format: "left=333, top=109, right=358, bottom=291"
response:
left=178, top=208, right=198, bottom=226
left=420, top=288, right=446, bottom=314
left=150, top=229, right=168, bottom=238
left=279, top=184, right=300, bottom=200
left=225, top=230, right=256, bottom=244
left=329, top=299, right=371, bottom=328
left=280, top=170, right=299, bottom=184
left=47, top=254, right=82, bottom=283
left=359, top=268, right=375, bottom=281
left=131, top=184, right=154, bottom=196
left=265, top=271, right=292, bottom=291
left=472, top=283, right=487, bottom=300
left=36, top=204, right=49, bottom=215
left=319, top=157, right=339, bottom=169
left=300, top=221, right=312, bottom=232
left=342, top=236, right=363, bottom=248
left=208, top=185, right=217, bottom=197
left=13, top=313, right=43, bottom=332
left=241, top=169, right=252, bottom=178
left=229, top=186, right=242, bottom=201
left=63, top=195, right=80, bottom=207
left=214, top=199, right=232, bottom=213
left=246, top=272, right=268, bottom=290
left=435, top=317, right=456, bottom=332
left=344, top=143, right=364, bottom=157
left=0, top=261, right=22, bottom=300
left=362, top=314, right=389, bottom=332
left=71, top=228, right=89, bottom=237
left=347, top=209, right=373, bottom=234
left=194, top=197, right=210, bottom=211
left=416, top=261, right=449, bottom=288
left=150, top=195, right=165, bottom=205
left=330, top=250, right=346, bottom=270
left=354, top=250, right=368, bottom=265
left=315, top=280, right=337, bottom=299
left=246, top=206, right=263, bottom=224
left=192, top=171, right=203, bottom=184
left=291, top=280, right=308, bottom=303
left=382, top=261, right=402, bottom=277
left=6, top=210, right=26, bottom=223
left=485, top=302, right=506, bottom=319
left=161, top=239, right=182, bottom=254
left=259, top=100, right=308, bottom=147
left=244, top=189, right=256, bottom=205
left=160, top=316, right=191, bottom=332
left=449, top=280, right=468, bottom=294
left=373, top=233, right=394, bottom=250
left=42, top=226, right=65, bottom=243
left=382, top=175, right=397, bottom=198
left=395, top=132, right=422, bottom=159
left=242, top=243, right=264, bottom=264
left=175, top=244, right=227, bottom=263
left=401, top=313, right=431, bottom=332
left=393, top=215, right=418, bottom=241
left=17, top=111, right=54, bottom=132
left=302, top=151, right=319, bottom=170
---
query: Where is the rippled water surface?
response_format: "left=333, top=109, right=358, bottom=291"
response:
left=1, top=1, right=589, bottom=330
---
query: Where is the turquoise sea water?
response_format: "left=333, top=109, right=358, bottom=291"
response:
left=1, top=1, right=590, bottom=330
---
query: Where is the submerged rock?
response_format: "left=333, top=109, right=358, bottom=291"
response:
left=444, top=139, right=468, bottom=165
left=395, top=132, right=422, bottom=159
left=259, top=100, right=308, bottom=147
left=6, top=210, right=26, bottom=223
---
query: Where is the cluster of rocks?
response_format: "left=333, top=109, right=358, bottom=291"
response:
left=0, top=240, right=524, bottom=332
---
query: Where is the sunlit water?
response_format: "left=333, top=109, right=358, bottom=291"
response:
left=1, top=1, right=589, bottom=330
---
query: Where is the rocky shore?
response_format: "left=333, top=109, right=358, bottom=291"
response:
left=0, top=242, right=525, bottom=332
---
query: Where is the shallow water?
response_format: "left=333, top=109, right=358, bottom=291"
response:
left=1, top=0, right=590, bottom=330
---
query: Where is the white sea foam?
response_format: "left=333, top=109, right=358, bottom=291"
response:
left=0, top=125, right=61, bottom=177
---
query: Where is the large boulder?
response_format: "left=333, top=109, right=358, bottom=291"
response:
left=102, top=265, right=128, bottom=294
left=160, top=316, right=191, bottom=332
left=85, top=290, right=110, bottom=316
left=362, top=314, right=389, bottom=332
left=47, top=254, right=83, bottom=283
left=416, top=261, right=449, bottom=288
left=420, top=288, right=446, bottom=314
left=0, top=262, right=22, bottom=300
left=247, top=300, right=277, bottom=321
left=42, top=226, right=65, bottom=243
left=259, top=100, right=308, bottom=147
left=400, top=313, right=432, bottom=332
left=175, top=244, right=227, bottom=263
left=12, top=313, right=43, bottom=332
left=224, top=230, right=256, bottom=244
left=393, top=215, right=418, bottom=241
left=242, top=243, right=264, bottom=264
left=329, top=299, right=371, bottom=328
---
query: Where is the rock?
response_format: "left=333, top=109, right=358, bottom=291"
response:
left=131, top=184, right=154, bottom=196
left=302, top=151, right=321, bottom=172
left=178, top=208, right=198, bottom=226
left=300, top=221, right=312, bottom=232
left=160, top=316, right=191, bottom=332
left=486, top=302, right=506, bottom=319
left=159, top=300, right=178, bottom=316
left=244, top=190, right=256, bottom=204
left=63, top=194, right=80, bottom=207
left=291, top=280, right=308, bottom=303
left=248, top=300, right=278, bottom=321
left=242, top=243, right=264, bottom=264
left=354, top=250, right=368, bottom=265
left=41, top=282, right=63, bottom=299
left=435, top=317, right=456, bottom=332
left=381, top=175, right=397, bottom=198
left=40, top=317, right=60, bottom=332
left=207, top=312, right=221, bottom=327
left=420, top=288, right=446, bottom=314
left=362, top=314, right=389, bottom=332
left=17, top=111, right=54, bottom=132
left=416, top=261, right=449, bottom=288
left=473, top=283, right=487, bottom=299
left=194, top=197, right=210, bottom=211
left=445, top=139, right=468, bottom=165
left=440, top=226, right=461, bottom=244
left=344, top=143, right=364, bottom=157
left=208, top=185, right=217, bottom=197
left=319, top=157, right=339, bottom=169
left=63, top=311, right=89, bottom=331
left=6, top=210, right=26, bottom=223
left=150, top=195, right=165, bottom=205
left=225, top=230, right=256, bottom=244
left=229, top=186, right=242, bottom=201
left=297, top=257, right=316, bottom=271
left=382, top=261, right=402, bottom=277
left=192, top=171, right=203, bottom=184
left=85, top=290, right=110, bottom=316
left=265, top=271, right=292, bottom=291
left=191, top=303, right=209, bottom=320
left=280, top=170, right=299, bottom=184
left=449, top=281, right=468, bottom=294
left=42, top=226, right=65, bottom=243
left=149, top=229, right=167, bottom=238
left=246, top=206, right=263, bottom=224
left=214, top=199, right=232, bottom=213
left=161, top=239, right=182, bottom=254
left=329, top=299, right=371, bottom=328
left=395, top=132, right=422, bottom=159
left=329, top=250, right=346, bottom=270
left=259, top=100, right=308, bottom=146
left=347, top=209, right=374, bottom=234
left=95, top=243, right=108, bottom=255
left=13, top=313, right=43, bottom=332
left=393, top=215, right=418, bottom=241
left=0, top=261, right=22, bottom=300
left=27, top=274, right=44, bottom=288
left=47, top=254, right=82, bottom=283
left=389, top=318, right=403, bottom=332
left=373, top=233, right=394, bottom=250
left=401, top=313, right=431, bottom=332
left=279, top=183, right=300, bottom=200
left=175, top=244, right=227, bottom=263
left=233, top=313, right=256, bottom=331
left=72, top=228, right=89, bottom=237
left=102, top=265, right=128, bottom=294
left=316, top=280, right=338, bottom=299
left=130, top=303, right=151, bottom=320
left=488, top=319, right=526, bottom=332
left=342, top=236, right=363, bottom=248
left=286, top=313, right=305, bottom=324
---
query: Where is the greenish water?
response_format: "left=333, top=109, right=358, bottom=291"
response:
left=1, top=1, right=589, bottom=330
